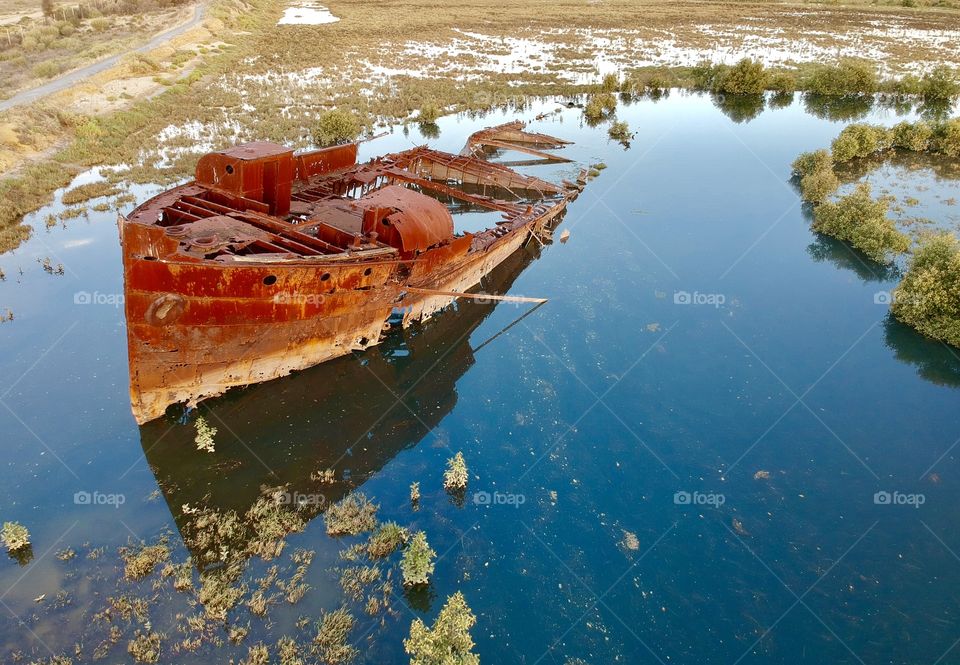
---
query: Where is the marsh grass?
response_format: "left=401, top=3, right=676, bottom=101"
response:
left=324, top=492, right=378, bottom=536
left=61, top=181, right=120, bottom=205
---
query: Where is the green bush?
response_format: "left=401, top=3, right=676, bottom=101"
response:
left=830, top=123, right=893, bottom=162
left=892, top=74, right=923, bottom=97
left=583, top=92, right=617, bottom=121
left=767, top=71, right=797, bottom=93
left=921, top=65, right=960, bottom=101
left=807, top=60, right=878, bottom=96
left=404, top=592, right=478, bottom=665
left=811, top=183, right=909, bottom=263
left=400, top=531, right=436, bottom=586
left=599, top=73, right=620, bottom=92
left=932, top=118, right=960, bottom=157
left=800, top=169, right=840, bottom=204
left=791, top=149, right=832, bottom=178
left=691, top=60, right=722, bottom=90
left=32, top=61, right=61, bottom=80
left=608, top=120, right=630, bottom=142
left=891, top=121, right=933, bottom=152
left=713, top=58, right=767, bottom=95
left=417, top=103, right=440, bottom=124
left=314, top=110, right=362, bottom=146
left=891, top=233, right=960, bottom=347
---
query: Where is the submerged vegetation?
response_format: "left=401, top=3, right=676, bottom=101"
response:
left=324, top=492, right=378, bottom=536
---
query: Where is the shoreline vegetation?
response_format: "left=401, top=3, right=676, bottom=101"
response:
left=792, top=119, right=960, bottom=348
left=1, top=0, right=960, bottom=252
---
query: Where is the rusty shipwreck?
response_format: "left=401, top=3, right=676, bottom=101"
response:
left=119, top=121, right=585, bottom=424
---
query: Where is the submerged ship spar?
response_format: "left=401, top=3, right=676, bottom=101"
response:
left=119, top=121, right=586, bottom=424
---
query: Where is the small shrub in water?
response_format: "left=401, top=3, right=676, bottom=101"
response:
left=583, top=92, right=616, bottom=121
left=418, top=103, right=441, bottom=124
left=807, top=59, right=878, bottom=96
left=599, top=73, right=620, bottom=92
left=791, top=149, right=833, bottom=178
left=1, top=522, right=30, bottom=552
left=892, top=233, right=960, bottom=348
left=767, top=71, right=797, bottom=93
left=932, top=118, right=960, bottom=158
left=831, top=123, right=893, bottom=163
left=401, top=531, right=436, bottom=586
left=892, top=121, right=933, bottom=152
left=800, top=169, right=840, bottom=204
left=812, top=183, right=909, bottom=264
left=128, top=630, right=162, bottom=663
left=920, top=65, right=960, bottom=102
left=443, top=452, right=469, bottom=491
left=324, top=492, right=378, bottom=536
left=194, top=415, right=217, bottom=453
left=713, top=58, right=767, bottom=95
left=608, top=120, right=631, bottom=142
left=404, top=591, right=479, bottom=665
left=410, top=481, right=420, bottom=504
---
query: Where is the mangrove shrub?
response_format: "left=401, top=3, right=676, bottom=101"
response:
left=831, top=123, right=893, bottom=163
left=812, top=183, right=909, bottom=264
left=314, top=110, right=362, bottom=146
left=891, top=233, right=960, bottom=348
left=713, top=58, right=768, bottom=95
left=807, top=60, right=878, bottom=96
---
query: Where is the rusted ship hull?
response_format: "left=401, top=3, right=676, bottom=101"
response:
left=120, top=122, right=583, bottom=424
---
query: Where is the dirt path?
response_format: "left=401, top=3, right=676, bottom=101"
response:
left=0, top=1, right=207, bottom=112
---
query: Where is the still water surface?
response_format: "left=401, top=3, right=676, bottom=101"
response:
left=1, top=93, right=959, bottom=664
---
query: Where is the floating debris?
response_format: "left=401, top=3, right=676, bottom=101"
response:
left=622, top=530, right=640, bottom=551
left=559, top=229, right=571, bottom=243
left=753, top=470, right=771, bottom=480
left=732, top=518, right=750, bottom=536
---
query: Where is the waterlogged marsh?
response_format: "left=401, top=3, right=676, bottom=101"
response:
left=2, top=95, right=960, bottom=663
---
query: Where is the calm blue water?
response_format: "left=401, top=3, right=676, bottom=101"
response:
left=1, top=93, right=959, bottom=664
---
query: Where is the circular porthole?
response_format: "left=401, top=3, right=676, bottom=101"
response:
left=263, top=275, right=277, bottom=286
left=363, top=267, right=372, bottom=276
left=225, top=164, right=235, bottom=175
left=321, top=272, right=331, bottom=282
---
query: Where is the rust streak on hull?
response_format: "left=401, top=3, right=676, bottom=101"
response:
left=120, top=122, right=587, bottom=424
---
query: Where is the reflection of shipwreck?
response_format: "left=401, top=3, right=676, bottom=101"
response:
left=120, top=121, right=584, bottom=423
left=140, top=243, right=547, bottom=562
